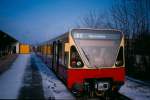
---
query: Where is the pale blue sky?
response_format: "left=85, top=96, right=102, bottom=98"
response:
left=0, top=0, right=113, bottom=44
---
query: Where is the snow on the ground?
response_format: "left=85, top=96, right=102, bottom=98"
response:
left=0, top=54, right=30, bottom=99
left=119, top=78, right=150, bottom=100
left=33, top=54, right=75, bottom=100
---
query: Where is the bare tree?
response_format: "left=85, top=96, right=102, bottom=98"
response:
left=110, top=0, right=150, bottom=55
left=110, top=0, right=150, bottom=38
left=77, top=10, right=112, bottom=29
left=110, top=0, right=150, bottom=78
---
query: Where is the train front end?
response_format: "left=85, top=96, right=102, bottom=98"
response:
left=67, top=29, right=125, bottom=96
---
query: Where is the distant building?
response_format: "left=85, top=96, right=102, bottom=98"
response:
left=0, top=30, right=19, bottom=57
left=19, top=44, right=30, bottom=54
left=0, top=30, right=30, bottom=57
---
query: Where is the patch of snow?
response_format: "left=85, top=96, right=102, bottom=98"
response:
left=0, top=54, right=30, bottom=99
left=119, top=78, right=150, bottom=100
left=32, top=54, right=75, bottom=100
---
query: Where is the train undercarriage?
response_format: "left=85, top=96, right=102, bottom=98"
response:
left=71, top=78, right=124, bottom=99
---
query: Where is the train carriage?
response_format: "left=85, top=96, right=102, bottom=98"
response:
left=36, top=28, right=125, bottom=96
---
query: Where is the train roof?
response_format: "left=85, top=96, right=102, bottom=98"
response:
left=0, top=30, right=18, bottom=46
left=38, top=28, right=123, bottom=46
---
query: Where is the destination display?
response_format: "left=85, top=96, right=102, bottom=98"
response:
left=73, top=32, right=121, bottom=40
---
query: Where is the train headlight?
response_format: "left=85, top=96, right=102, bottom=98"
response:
left=77, top=61, right=82, bottom=67
left=71, top=60, right=77, bottom=67
left=71, top=60, right=83, bottom=67
left=115, top=60, right=123, bottom=67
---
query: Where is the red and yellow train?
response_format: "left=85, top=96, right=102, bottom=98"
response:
left=36, top=28, right=125, bottom=96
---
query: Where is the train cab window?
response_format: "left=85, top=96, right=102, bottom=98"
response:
left=115, top=47, right=124, bottom=67
left=70, top=46, right=84, bottom=68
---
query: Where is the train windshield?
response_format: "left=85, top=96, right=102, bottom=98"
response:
left=72, top=30, right=122, bottom=68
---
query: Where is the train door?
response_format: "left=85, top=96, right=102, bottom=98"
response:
left=52, top=41, right=56, bottom=71
left=56, top=41, right=60, bottom=73
left=58, top=42, right=68, bottom=81
left=57, top=41, right=63, bottom=74
left=52, top=41, right=59, bottom=73
left=47, top=44, right=52, bottom=67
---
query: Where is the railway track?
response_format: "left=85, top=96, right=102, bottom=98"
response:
left=118, top=93, right=131, bottom=100
left=119, top=76, right=150, bottom=100
left=126, top=76, right=150, bottom=87
left=76, top=93, right=131, bottom=100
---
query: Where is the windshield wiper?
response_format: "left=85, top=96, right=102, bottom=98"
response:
left=81, top=48, right=90, bottom=62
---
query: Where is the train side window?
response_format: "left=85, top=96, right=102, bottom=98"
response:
left=70, top=46, right=84, bottom=68
left=115, top=47, right=124, bottom=66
